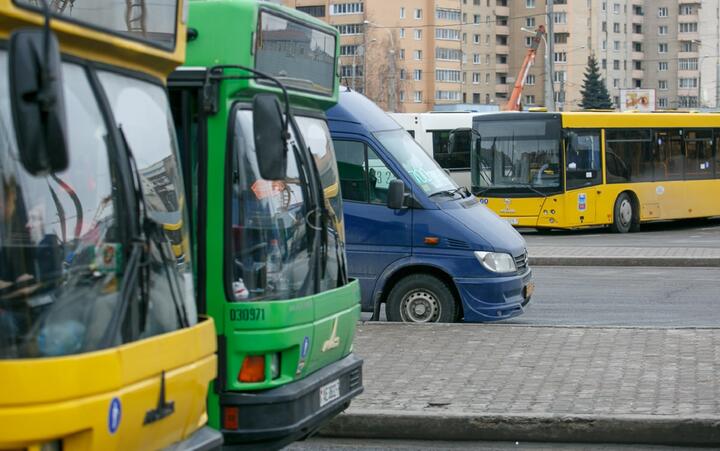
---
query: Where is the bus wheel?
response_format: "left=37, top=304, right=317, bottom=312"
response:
left=386, top=274, right=459, bottom=323
left=610, top=193, right=635, bottom=233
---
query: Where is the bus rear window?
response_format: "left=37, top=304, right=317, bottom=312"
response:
left=255, top=10, right=336, bottom=96
left=14, top=0, right=179, bottom=49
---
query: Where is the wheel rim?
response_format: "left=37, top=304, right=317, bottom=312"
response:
left=400, top=289, right=441, bottom=323
left=619, top=198, right=632, bottom=227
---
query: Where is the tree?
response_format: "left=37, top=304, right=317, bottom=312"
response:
left=579, top=55, right=613, bottom=109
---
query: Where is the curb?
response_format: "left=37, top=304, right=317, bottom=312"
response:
left=529, top=256, right=720, bottom=267
left=319, top=410, right=720, bottom=446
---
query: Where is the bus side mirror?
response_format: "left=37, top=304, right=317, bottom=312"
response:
left=387, top=179, right=405, bottom=209
left=253, top=94, right=287, bottom=180
left=9, top=28, right=68, bottom=176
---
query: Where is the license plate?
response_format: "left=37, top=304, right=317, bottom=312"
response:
left=319, top=379, right=340, bottom=407
left=504, top=217, right=519, bottom=225
left=525, top=282, right=535, bottom=298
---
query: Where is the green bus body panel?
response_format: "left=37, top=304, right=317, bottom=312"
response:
left=185, top=0, right=339, bottom=110
left=183, top=1, right=360, bottom=431
left=223, top=281, right=361, bottom=390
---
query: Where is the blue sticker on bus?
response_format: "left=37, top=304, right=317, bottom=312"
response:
left=578, top=193, right=587, bottom=212
left=108, top=397, right=122, bottom=434
left=301, top=336, right=310, bottom=358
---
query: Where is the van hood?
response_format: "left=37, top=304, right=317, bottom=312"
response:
left=438, top=196, right=527, bottom=256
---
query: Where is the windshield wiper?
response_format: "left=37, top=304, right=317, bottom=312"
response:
left=429, top=186, right=466, bottom=199
left=514, top=183, right=549, bottom=198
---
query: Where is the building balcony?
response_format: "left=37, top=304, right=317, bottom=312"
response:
left=631, top=33, right=643, bottom=42
left=494, top=84, right=509, bottom=94
left=631, top=51, right=644, bottom=60
left=632, top=69, right=644, bottom=79
left=495, top=25, right=510, bottom=35
left=678, top=31, right=700, bottom=42
left=495, top=44, right=509, bottom=55
left=495, top=63, right=509, bottom=72
left=495, top=6, right=509, bottom=16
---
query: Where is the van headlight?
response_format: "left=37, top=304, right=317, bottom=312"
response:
left=474, top=251, right=516, bottom=273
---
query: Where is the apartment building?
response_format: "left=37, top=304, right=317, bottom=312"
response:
left=286, top=0, right=719, bottom=111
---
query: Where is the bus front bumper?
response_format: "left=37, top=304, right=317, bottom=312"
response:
left=219, top=353, right=363, bottom=450
left=164, top=426, right=224, bottom=451
left=455, top=269, right=533, bottom=322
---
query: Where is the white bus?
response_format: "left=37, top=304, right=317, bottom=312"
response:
left=389, top=112, right=480, bottom=187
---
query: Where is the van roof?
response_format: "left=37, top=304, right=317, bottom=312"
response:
left=326, top=87, right=402, bottom=133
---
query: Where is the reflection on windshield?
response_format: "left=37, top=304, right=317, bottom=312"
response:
left=15, top=0, right=178, bottom=48
left=0, top=57, right=122, bottom=359
left=472, top=119, right=562, bottom=194
left=296, top=117, right=346, bottom=291
left=373, top=129, right=457, bottom=196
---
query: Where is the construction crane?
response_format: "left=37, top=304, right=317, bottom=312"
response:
left=504, top=25, right=546, bottom=111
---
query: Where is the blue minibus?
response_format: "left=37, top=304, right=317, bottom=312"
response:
left=326, top=88, right=534, bottom=322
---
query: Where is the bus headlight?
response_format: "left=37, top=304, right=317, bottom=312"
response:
left=474, top=251, right=516, bottom=273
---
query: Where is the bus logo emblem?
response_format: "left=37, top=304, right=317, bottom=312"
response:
left=108, top=397, right=122, bottom=434
left=322, top=318, right=341, bottom=352
left=500, top=198, right=515, bottom=213
left=578, top=193, right=587, bottom=212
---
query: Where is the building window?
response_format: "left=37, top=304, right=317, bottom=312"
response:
left=473, top=53, right=480, bottom=64
left=613, top=60, right=620, bottom=70
left=525, top=95, right=535, bottom=104
left=613, top=3, right=620, bottom=14
left=526, top=0, right=535, bottom=7
left=435, top=28, right=461, bottom=40
left=554, top=52, right=567, bottom=63
left=330, top=3, right=364, bottom=15
left=658, top=43, right=668, bottom=53
left=413, top=69, right=422, bottom=81
left=435, top=90, right=462, bottom=101
left=436, top=69, right=461, bottom=82
left=613, top=22, right=620, bottom=33
left=399, top=68, right=406, bottom=80
left=658, top=80, right=668, bottom=90
left=335, top=23, right=363, bottom=35
left=679, top=58, right=698, bottom=70
left=474, top=34, right=481, bottom=44
left=658, top=61, right=669, bottom=71
left=414, top=91, right=423, bottom=103
left=679, top=23, right=698, bottom=33
left=679, top=78, right=698, bottom=88
left=436, top=8, right=461, bottom=21
left=414, top=29, right=422, bottom=40
left=553, top=12, right=567, bottom=24
left=526, top=17, right=535, bottom=27
left=399, top=91, right=405, bottom=102
left=400, top=7, right=405, bottom=18
left=399, top=49, right=405, bottom=59
left=339, top=45, right=359, bottom=56
left=436, top=47, right=462, bottom=61
left=658, top=7, right=668, bottom=17
left=414, top=8, right=422, bottom=19
left=680, top=41, right=694, bottom=52
left=526, top=74, right=536, bottom=85
left=554, top=71, right=566, bottom=83
left=658, top=25, right=668, bottom=35
left=472, top=72, right=480, bottom=84
left=679, top=5, right=694, bottom=15
left=296, top=5, right=325, bottom=17
left=414, top=50, right=422, bottom=60
left=399, top=28, right=405, bottom=38
left=657, top=97, right=668, bottom=108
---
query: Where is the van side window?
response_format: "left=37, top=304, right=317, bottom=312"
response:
left=334, top=139, right=398, bottom=204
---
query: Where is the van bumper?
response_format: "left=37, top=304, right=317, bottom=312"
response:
left=454, top=269, right=533, bottom=322
left=219, top=353, right=363, bottom=450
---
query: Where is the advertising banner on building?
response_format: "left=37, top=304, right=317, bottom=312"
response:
left=620, top=89, right=656, bottom=112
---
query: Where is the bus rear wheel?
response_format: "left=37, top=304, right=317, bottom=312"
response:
left=610, top=193, right=639, bottom=233
left=386, top=274, right=459, bottom=323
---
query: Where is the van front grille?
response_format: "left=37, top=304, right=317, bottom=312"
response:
left=515, top=252, right=529, bottom=273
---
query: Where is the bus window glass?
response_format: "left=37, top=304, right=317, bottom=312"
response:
left=367, top=148, right=399, bottom=204
left=295, top=117, right=346, bottom=290
left=0, top=58, right=123, bottom=358
left=99, top=72, right=196, bottom=336
left=684, top=129, right=713, bottom=180
left=472, top=119, right=562, bottom=194
left=431, top=129, right=471, bottom=170
left=655, top=130, right=683, bottom=181
left=373, top=129, right=456, bottom=196
left=255, top=11, right=336, bottom=96
left=334, top=140, right=368, bottom=202
left=229, top=110, right=313, bottom=301
left=565, top=130, right=601, bottom=190
left=605, top=129, right=653, bottom=183
left=15, top=0, right=179, bottom=49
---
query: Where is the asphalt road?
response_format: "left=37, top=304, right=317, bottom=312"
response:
left=286, top=438, right=702, bottom=450
left=362, top=266, right=720, bottom=327
left=520, top=217, right=720, bottom=249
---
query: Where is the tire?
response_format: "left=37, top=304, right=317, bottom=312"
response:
left=386, top=274, right=459, bottom=323
left=610, top=192, right=638, bottom=233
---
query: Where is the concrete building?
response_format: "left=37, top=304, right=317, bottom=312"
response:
left=286, top=0, right=719, bottom=111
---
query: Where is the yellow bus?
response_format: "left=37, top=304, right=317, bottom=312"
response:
left=0, top=1, right=221, bottom=449
left=470, top=111, right=720, bottom=232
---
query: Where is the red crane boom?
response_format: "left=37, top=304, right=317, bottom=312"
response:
left=504, top=25, right=546, bottom=111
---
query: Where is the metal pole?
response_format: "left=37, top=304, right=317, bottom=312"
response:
left=352, top=50, right=357, bottom=91
left=545, top=0, right=555, bottom=111
left=387, top=30, right=397, bottom=112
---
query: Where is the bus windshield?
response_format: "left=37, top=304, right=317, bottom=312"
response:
left=15, top=0, right=179, bottom=48
left=373, top=129, right=457, bottom=196
left=472, top=118, right=563, bottom=195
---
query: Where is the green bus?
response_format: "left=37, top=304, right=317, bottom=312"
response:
left=168, top=0, right=363, bottom=447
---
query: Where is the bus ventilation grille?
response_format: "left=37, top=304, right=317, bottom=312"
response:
left=446, top=238, right=470, bottom=249
left=349, top=367, right=362, bottom=391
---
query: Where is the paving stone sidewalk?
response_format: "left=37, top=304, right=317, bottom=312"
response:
left=528, top=246, right=720, bottom=266
left=348, top=323, right=720, bottom=417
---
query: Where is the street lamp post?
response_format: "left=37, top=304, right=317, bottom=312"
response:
left=545, top=0, right=555, bottom=111
left=351, top=44, right=365, bottom=91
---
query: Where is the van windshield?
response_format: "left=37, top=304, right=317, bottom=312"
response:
left=373, top=129, right=457, bottom=196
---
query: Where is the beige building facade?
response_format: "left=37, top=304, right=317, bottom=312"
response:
left=285, top=0, right=720, bottom=111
